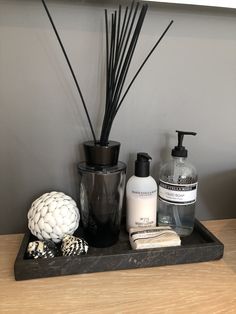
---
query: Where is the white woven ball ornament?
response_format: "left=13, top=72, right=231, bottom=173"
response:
left=27, top=191, right=80, bottom=243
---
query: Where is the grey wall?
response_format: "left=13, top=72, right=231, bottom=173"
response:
left=0, top=0, right=236, bottom=234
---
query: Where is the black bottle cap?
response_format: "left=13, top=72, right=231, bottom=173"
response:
left=135, top=153, right=152, bottom=177
left=172, top=130, right=197, bottom=158
left=83, top=141, right=120, bottom=167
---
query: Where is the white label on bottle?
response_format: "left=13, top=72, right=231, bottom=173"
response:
left=126, top=190, right=157, bottom=229
left=158, top=180, right=198, bottom=205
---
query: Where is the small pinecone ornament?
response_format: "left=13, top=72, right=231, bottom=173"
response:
left=27, top=191, right=80, bottom=243
left=27, top=240, right=59, bottom=259
left=61, top=235, right=89, bottom=256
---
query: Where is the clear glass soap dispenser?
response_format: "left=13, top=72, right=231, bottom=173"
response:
left=158, top=131, right=198, bottom=236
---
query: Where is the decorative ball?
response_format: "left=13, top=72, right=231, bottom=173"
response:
left=27, top=240, right=59, bottom=259
left=61, top=235, right=89, bottom=256
left=28, top=191, right=80, bottom=243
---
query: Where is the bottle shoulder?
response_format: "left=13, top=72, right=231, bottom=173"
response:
left=126, top=175, right=157, bottom=191
left=159, top=158, right=197, bottom=183
left=160, top=159, right=196, bottom=171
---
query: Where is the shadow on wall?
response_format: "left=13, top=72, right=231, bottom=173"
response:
left=200, top=169, right=236, bottom=219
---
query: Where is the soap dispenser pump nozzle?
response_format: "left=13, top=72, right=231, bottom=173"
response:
left=135, top=152, right=152, bottom=177
left=172, top=130, right=197, bottom=158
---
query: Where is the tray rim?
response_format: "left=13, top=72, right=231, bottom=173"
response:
left=14, top=219, right=224, bottom=280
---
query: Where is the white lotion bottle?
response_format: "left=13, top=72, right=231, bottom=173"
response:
left=126, top=153, right=157, bottom=231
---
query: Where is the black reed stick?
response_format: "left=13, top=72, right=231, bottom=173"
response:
left=107, top=13, right=116, bottom=115
left=116, top=5, right=121, bottom=60
left=105, top=9, right=109, bottom=111
left=117, top=6, right=128, bottom=55
left=41, top=0, right=97, bottom=143
left=117, top=20, right=174, bottom=113
left=110, top=13, right=117, bottom=97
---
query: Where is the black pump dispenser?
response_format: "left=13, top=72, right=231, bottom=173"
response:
left=135, top=153, right=152, bottom=177
left=172, top=130, right=197, bottom=158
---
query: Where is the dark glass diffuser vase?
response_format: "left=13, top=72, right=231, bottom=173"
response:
left=78, top=141, right=126, bottom=248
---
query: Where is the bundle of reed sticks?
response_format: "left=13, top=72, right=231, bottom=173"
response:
left=100, top=2, right=148, bottom=145
left=41, top=0, right=173, bottom=146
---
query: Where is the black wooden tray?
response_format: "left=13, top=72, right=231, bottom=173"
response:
left=14, top=220, right=224, bottom=281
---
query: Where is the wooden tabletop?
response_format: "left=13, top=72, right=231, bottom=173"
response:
left=0, top=219, right=235, bottom=314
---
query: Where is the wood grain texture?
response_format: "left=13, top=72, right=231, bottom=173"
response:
left=0, top=219, right=236, bottom=314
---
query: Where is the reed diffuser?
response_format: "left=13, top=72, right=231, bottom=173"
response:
left=41, top=0, right=173, bottom=247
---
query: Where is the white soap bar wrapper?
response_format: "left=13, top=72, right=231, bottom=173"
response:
left=129, top=226, right=181, bottom=250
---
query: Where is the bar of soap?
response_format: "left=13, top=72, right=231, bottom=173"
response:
left=129, top=226, right=181, bottom=250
